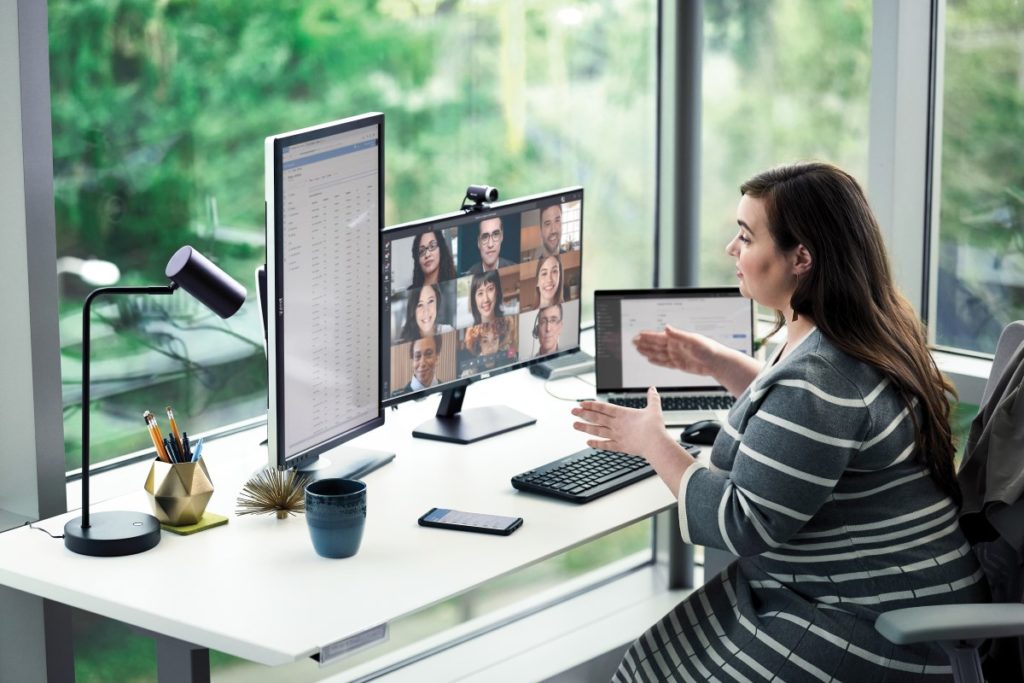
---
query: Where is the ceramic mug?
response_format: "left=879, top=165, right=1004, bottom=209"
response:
left=304, top=478, right=367, bottom=559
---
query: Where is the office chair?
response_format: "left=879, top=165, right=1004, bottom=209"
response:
left=875, top=321, right=1024, bottom=683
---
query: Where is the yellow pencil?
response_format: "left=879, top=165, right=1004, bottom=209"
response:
left=166, top=405, right=184, bottom=454
left=144, top=411, right=170, bottom=463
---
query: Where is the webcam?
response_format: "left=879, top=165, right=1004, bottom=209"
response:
left=467, top=185, right=499, bottom=203
left=461, top=184, right=500, bottom=212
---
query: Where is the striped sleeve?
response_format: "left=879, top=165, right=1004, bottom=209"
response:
left=681, top=355, right=871, bottom=556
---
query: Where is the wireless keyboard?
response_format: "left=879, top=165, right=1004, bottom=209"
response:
left=608, top=394, right=735, bottom=411
left=511, top=448, right=656, bottom=503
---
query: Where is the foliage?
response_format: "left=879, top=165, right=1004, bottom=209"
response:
left=700, top=0, right=872, bottom=285
left=50, top=0, right=657, bottom=465
left=934, top=0, right=1024, bottom=349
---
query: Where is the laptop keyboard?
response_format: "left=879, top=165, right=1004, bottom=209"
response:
left=608, top=394, right=735, bottom=411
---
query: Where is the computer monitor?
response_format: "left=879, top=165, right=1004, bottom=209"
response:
left=382, top=187, right=584, bottom=443
left=264, top=113, right=392, bottom=479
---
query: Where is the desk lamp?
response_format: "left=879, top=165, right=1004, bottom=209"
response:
left=64, top=246, right=247, bottom=557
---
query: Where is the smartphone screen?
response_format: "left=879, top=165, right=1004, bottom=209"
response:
left=418, top=508, right=523, bottom=535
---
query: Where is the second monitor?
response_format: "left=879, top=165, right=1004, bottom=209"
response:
left=382, top=186, right=584, bottom=443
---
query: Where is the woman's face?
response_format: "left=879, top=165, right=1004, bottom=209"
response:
left=726, top=195, right=800, bottom=312
left=474, top=280, right=497, bottom=322
left=415, top=287, right=437, bottom=335
left=537, top=257, right=560, bottom=305
left=417, top=233, right=440, bottom=282
left=478, top=324, right=500, bottom=355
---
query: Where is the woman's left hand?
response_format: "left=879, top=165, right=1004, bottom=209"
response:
left=572, top=387, right=673, bottom=458
left=572, top=387, right=695, bottom=497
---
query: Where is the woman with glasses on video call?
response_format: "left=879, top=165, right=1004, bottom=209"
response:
left=573, top=162, right=986, bottom=682
left=411, top=229, right=456, bottom=287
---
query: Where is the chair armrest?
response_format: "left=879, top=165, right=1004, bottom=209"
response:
left=876, top=603, right=1024, bottom=645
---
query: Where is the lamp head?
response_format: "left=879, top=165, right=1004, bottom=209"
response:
left=165, top=246, right=246, bottom=318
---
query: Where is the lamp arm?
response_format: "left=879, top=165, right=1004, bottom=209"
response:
left=79, top=283, right=178, bottom=528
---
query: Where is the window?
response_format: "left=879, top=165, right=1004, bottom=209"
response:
left=49, top=1, right=657, bottom=471
left=932, top=0, right=1024, bottom=354
left=48, top=2, right=658, bottom=679
left=699, top=0, right=872, bottom=287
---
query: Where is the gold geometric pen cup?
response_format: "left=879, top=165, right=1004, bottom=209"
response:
left=144, top=459, right=214, bottom=526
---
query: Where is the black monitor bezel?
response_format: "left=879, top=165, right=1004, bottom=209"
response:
left=380, top=186, right=584, bottom=408
left=267, top=112, right=385, bottom=471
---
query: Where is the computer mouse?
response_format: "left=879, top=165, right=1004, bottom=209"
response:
left=679, top=419, right=721, bottom=446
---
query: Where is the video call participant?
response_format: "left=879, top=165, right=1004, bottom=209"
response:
left=459, top=317, right=518, bottom=377
left=400, top=284, right=453, bottom=342
left=572, top=162, right=987, bottom=682
left=411, top=229, right=456, bottom=287
left=466, top=320, right=503, bottom=356
left=535, top=254, right=563, bottom=309
left=533, top=303, right=562, bottom=357
left=470, top=270, right=504, bottom=325
left=402, top=334, right=441, bottom=393
left=531, top=203, right=564, bottom=261
left=466, top=217, right=515, bottom=274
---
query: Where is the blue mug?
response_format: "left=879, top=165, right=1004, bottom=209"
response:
left=304, top=478, right=367, bottom=559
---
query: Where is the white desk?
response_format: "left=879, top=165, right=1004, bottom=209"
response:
left=0, top=367, right=680, bottom=679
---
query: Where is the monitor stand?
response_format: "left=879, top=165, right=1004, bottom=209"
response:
left=295, top=446, right=396, bottom=482
left=412, top=385, right=536, bottom=444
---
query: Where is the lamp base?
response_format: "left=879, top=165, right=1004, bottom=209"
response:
left=63, top=511, right=162, bottom=557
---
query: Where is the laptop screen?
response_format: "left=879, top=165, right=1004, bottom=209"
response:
left=594, top=288, right=754, bottom=392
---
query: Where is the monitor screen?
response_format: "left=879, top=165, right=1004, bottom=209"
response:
left=265, top=113, right=385, bottom=472
left=381, top=187, right=584, bottom=411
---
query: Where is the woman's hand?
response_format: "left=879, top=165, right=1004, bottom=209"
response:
left=633, top=325, right=720, bottom=376
left=571, top=387, right=674, bottom=459
left=633, top=325, right=762, bottom=396
left=572, top=387, right=693, bottom=496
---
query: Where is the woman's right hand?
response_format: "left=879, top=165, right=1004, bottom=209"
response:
left=633, top=325, right=722, bottom=377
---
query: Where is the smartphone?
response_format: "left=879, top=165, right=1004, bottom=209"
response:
left=418, top=508, right=523, bottom=536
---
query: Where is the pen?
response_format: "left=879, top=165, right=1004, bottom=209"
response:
left=191, top=438, right=203, bottom=462
left=182, top=432, right=191, bottom=460
left=144, top=411, right=171, bottom=463
left=164, top=436, right=178, bottom=463
left=166, top=406, right=184, bottom=455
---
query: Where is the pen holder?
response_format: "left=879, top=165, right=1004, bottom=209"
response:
left=144, top=459, right=214, bottom=526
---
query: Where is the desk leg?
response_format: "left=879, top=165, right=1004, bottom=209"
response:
left=154, top=634, right=210, bottom=683
left=0, top=587, right=74, bottom=683
left=654, top=509, right=693, bottom=589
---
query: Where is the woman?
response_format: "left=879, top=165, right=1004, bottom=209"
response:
left=469, top=270, right=503, bottom=325
left=573, top=162, right=986, bottom=681
left=411, top=229, right=456, bottom=287
left=400, top=284, right=453, bottom=342
left=534, top=253, right=563, bottom=309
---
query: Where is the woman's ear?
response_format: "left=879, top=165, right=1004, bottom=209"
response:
left=791, top=244, right=813, bottom=276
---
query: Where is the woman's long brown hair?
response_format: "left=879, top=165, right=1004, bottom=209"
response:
left=741, top=162, right=961, bottom=505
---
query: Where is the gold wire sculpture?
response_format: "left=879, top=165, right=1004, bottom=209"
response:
left=236, top=467, right=310, bottom=519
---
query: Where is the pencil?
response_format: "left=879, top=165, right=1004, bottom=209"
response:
left=144, top=411, right=171, bottom=463
left=166, top=405, right=184, bottom=454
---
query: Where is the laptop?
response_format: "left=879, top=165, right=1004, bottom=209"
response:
left=594, top=288, right=754, bottom=426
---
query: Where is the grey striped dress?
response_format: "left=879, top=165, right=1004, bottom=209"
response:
left=615, top=328, right=988, bottom=682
